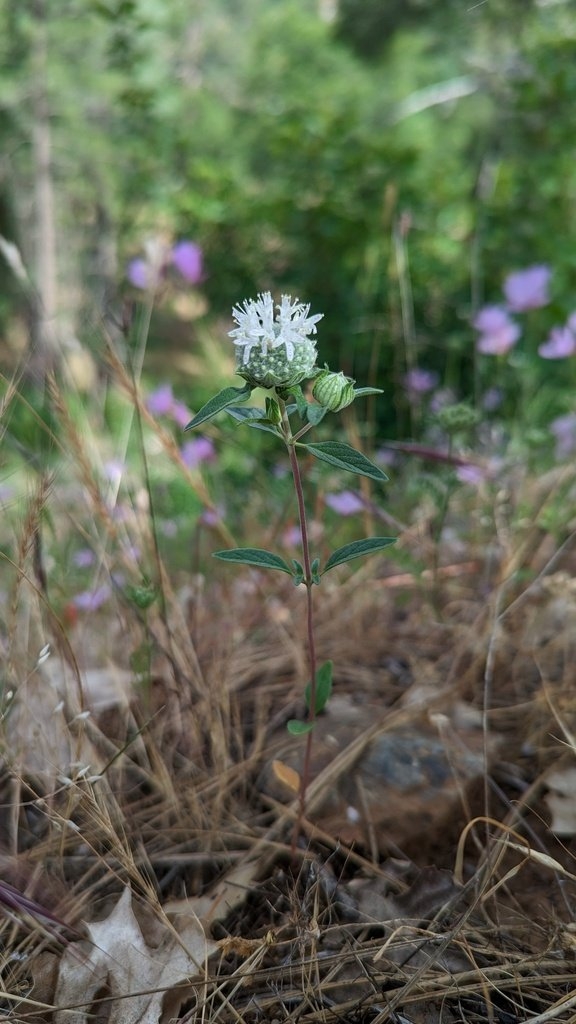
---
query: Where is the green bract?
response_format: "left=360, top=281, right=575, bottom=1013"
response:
left=236, top=337, right=317, bottom=388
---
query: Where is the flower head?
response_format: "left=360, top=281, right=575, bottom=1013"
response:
left=504, top=265, right=551, bottom=312
left=229, top=292, right=322, bottom=388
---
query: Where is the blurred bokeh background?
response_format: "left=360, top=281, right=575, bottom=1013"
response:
left=2, top=0, right=575, bottom=439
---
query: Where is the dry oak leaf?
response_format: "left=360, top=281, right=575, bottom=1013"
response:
left=53, top=886, right=218, bottom=1024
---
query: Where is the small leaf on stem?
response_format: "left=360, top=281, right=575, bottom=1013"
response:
left=306, top=403, right=328, bottom=426
left=213, top=548, right=294, bottom=574
left=185, top=384, right=253, bottom=430
left=226, top=406, right=283, bottom=435
left=291, top=559, right=305, bottom=586
left=300, top=441, right=388, bottom=482
left=304, top=660, right=333, bottom=714
left=323, top=537, right=396, bottom=574
left=353, top=387, right=384, bottom=397
left=287, top=720, right=315, bottom=736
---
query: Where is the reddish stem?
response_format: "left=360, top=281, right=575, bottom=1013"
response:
left=281, top=402, right=318, bottom=852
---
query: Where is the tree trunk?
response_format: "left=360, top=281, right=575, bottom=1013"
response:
left=29, top=0, right=59, bottom=381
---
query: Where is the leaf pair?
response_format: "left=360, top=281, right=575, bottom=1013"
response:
left=213, top=535, right=395, bottom=580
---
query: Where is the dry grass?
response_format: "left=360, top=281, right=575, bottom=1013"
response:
left=2, top=346, right=576, bottom=1022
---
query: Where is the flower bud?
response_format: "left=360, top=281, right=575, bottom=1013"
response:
left=312, top=370, right=356, bottom=412
left=435, top=403, right=479, bottom=434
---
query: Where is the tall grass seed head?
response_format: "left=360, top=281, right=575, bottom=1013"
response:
left=229, top=292, right=322, bottom=388
left=312, top=369, right=355, bottom=411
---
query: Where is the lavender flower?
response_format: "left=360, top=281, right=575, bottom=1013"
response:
left=73, top=549, right=95, bottom=569
left=71, top=584, right=112, bottom=612
left=538, top=326, right=576, bottom=360
left=503, top=265, right=551, bottom=312
left=127, top=258, right=153, bottom=290
left=147, top=384, right=191, bottom=426
left=550, top=413, right=576, bottom=459
left=481, top=387, right=503, bottom=412
left=456, top=464, right=486, bottom=486
left=147, top=384, right=175, bottom=416
left=404, top=368, right=439, bottom=395
left=474, top=306, right=521, bottom=355
left=171, top=241, right=203, bottom=284
left=181, top=437, right=216, bottom=470
left=325, top=490, right=365, bottom=515
left=127, top=239, right=203, bottom=290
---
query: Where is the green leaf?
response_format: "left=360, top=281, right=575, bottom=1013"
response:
left=213, top=547, right=294, bottom=575
left=287, top=720, right=314, bottom=736
left=184, top=384, right=253, bottom=430
left=278, top=384, right=307, bottom=417
left=323, top=537, right=396, bottom=574
left=310, top=557, right=321, bottom=586
left=306, top=403, right=328, bottom=426
left=353, top=387, right=384, bottom=397
left=300, top=441, right=389, bottom=482
left=291, top=559, right=305, bottom=586
left=305, top=660, right=333, bottom=714
left=225, top=406, right=282, bottom=436
left=265, top=396, right=281, bottom=424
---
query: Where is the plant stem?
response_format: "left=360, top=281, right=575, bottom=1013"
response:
left=279, top=400, right=318, bottom=851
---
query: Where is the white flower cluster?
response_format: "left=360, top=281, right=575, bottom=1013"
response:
left=229, top=292, right=323, bottom=388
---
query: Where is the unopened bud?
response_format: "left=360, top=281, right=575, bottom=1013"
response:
left=312, top=370, right=356, bottom=412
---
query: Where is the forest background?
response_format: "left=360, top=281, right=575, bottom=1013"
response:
left=2, top=0, right=576, bottom=452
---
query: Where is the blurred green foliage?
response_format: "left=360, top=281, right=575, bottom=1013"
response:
left=1, top=0, right=576, bottom=441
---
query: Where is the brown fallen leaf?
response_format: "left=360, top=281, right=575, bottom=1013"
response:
left=53, top=886, right=218, bottom=1024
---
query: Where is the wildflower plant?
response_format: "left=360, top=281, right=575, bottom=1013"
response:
left=185, top=292, right=395, bottom=832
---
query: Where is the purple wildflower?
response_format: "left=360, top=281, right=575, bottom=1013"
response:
left=146, top=384, right=175, bottom=416
left=199, top=506, right=225, bottom=527
left=482, top=387, right=503, bottom=412
left=538, top=326, right=576, bottom=360
left=171, top=401, right=193, bottom=429
left=325, top=490, right=365, bottom=516
left=102, top=459, right=125, bottom=485
left=456, top=464, right=486, bottom=486
left=429, top=387, right=458, bottom=414
left=73, top=549, right=95, bottom=569
left=504, top=265, right=551, bottom=312
left=127, top=258, right=154, bottom=290
left=146, top=384, right=192, bottom=426
left=180, top=437, right=216, bottom=470
left=404, top=368, right=439, bottom=394
left=127, top=238, right=203, bottom=291
left=474, top=306, right=521, bottom=355
left=171, top=241, right=203, bottom=284
left=71, top=584, right=112, bottom=612
left=550, top=413, right=576, bottom=459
